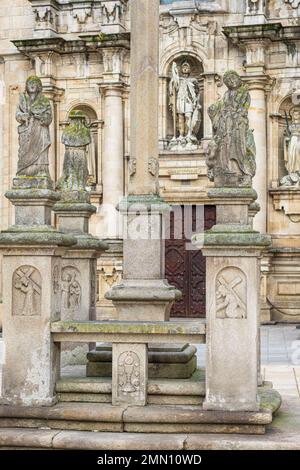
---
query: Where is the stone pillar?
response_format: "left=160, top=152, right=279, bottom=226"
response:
left=100, top=84, right=125, bottom=239
left=0, top=179, right=75, bottom=406
left=106, top=0, right=181, bottom=406
left=195, top=188, right=271, bottom=412
left=248, top=79, right=268, bottom=233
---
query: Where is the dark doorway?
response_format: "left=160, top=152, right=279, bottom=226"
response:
left=165, top=205, right=216, bottom=318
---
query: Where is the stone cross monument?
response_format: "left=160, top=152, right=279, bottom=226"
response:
left=106, top=0, right=181, bottom=406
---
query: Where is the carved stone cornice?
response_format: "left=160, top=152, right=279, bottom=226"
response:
left=223, top=23, right=282, bottom=45
left=12, top=33, right=130, bottom=57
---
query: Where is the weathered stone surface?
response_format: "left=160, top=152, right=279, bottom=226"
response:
left=206, top=71, right=256, bottom=188
left=112, top=343, right=148, bottom=406
left=15, top=76, right=53, bottom=184
left=123, top=423, right=265, bottom=435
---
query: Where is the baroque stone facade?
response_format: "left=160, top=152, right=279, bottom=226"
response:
left=1, top=0, right=300, bottom=323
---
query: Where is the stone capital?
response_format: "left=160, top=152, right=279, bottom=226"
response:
left=244, top=74, right=274, bottom=93
left=99, top=81, right=127, bottom=98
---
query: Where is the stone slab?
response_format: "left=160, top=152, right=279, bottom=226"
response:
left=89, top=344, right=196, bottom=363
left=112, top=343, right=147, bottom=406
left=124, top=423, right=265, bottom=435
left=86, top=356, right=197, bottom=379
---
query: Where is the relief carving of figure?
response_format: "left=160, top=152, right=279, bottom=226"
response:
left=280, top=107, right=300, bottom=187
left=13, top=266, right=42, bottom=316
left=216, top=268, right=247, bottom=320
left=169, top=61, right=202, bottom=150
left=206, top=71, right=256, bottom=187
left=57, top=110, right=91, bottom=194
left=16, top=76, right=52, bottom=178
left=61, top=268, right=81, bottom=312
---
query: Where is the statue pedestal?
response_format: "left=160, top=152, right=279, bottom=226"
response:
left=54, top=193, right=108, bottom=366
left=194, top=188, right=272, bottom=412
left=106, top=196, right=181, bottom=322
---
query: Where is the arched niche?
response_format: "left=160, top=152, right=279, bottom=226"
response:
left=67, top=104, right=99, bottom=189
left=161, top=54, right=204, bottom=150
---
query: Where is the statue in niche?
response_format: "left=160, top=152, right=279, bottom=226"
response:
left=280, top=107, right=300, bottom=187
left=16, top=76, right=52, bottom=180
left=206, top=71, right=256, bottom=187
left=57, top=110, right=91, bottom=195
left=169, top=61, right=202, bottom=150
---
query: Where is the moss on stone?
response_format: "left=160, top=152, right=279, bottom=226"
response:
left=259, top=389, right=282, bottom=415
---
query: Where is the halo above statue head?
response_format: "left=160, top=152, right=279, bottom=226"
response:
left=181, top=61, right=191, bottom=75
left=223, top=70, right=242, bottom=90
left=25, top=75, right=43, bottom=93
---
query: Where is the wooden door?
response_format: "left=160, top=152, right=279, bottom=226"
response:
left=165, top=205, right=216, bottom=318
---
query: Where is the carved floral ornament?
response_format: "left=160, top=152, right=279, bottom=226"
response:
left=285, top=0, right=300, bottom=8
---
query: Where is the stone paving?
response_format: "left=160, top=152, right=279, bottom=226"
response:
left=0, top=325, right=299, bottom=449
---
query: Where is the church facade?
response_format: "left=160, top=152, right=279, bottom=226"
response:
left=0, top=0, right=300, bottom=325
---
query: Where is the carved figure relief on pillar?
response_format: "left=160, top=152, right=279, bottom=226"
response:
left=280, top=107, right=300, bottom=187
left=117, top=351, right=140, bottom=394
left=216, top=267, right=247, bottom=320
left=13, top=266, right=42, bottom=317
left=16, top=76, right=52, bottom=179
left=168, top=60, right=202, bottom=151
left=61, top=266, right=81, bottom=314
left=206, top=71, right=256, bottom=187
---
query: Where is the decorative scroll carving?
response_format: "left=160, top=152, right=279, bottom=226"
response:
left=102, top=0, right=128, bottom=24
left=13, top=266, right=42, bottom=316
left=285, top=0, right=300, bottom=9
left=61, top=266, right=81, bottom=313
left=118, top=351, right=140, bottom=394
left=216, top=267, right=247, bottom=319
left=128, top=158, right=137, bottom=177
left=148, top=158, right=159, bottom=177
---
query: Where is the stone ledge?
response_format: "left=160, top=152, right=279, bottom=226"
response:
left=51, top=320, right=206, bottom=336
left=1, top=427, right=300, bottom=450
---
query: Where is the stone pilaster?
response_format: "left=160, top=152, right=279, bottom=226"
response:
left=0, top=179, right=76, bottom=405
left=194, top=188, right=272, bottom=412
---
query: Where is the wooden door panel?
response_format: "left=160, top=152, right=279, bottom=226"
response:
left=165, top=205, right=216, bottom=319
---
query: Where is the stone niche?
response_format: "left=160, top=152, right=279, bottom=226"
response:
left=161, top=55, right=204, bottom=151
left=270, top=95, right=300, bottom=224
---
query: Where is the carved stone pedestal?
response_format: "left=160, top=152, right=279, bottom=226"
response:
left=54, top=195, right=108, bottom=366
left=194, top=188, right=272, bottom=412
left=106, top=196, right=181, bottom=322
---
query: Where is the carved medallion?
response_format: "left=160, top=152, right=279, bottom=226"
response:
left=216, top=267, right=247, bottom=319
left=13, top=266, right=42, bottom=316
left=118, top=351, right=140, bottom=394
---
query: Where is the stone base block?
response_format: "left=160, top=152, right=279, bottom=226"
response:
left=0, top=388, right=281, bottom=435
left=86, top=344, right=197, bottom=379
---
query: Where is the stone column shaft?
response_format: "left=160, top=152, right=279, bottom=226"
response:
left=129, top=0, right=159, bottom=196
left=248, top=80, right=268, bottom=233
left=102, top=85, right=124, bottom=238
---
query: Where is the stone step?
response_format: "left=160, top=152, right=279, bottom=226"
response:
left=0, top=390, right=281, bottom=435
left=57, top=369, right=206, bottom=406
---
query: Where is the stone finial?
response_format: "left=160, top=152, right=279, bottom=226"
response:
left=15, top=75, right=53, bottom=189
left=57, top=110, right=91, bottom=199
left=206, top=71, right=256, bottom=188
